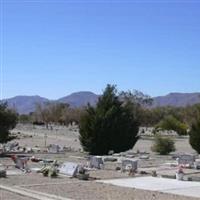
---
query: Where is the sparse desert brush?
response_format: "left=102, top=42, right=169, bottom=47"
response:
left=151, top=134, right=175, bottom=155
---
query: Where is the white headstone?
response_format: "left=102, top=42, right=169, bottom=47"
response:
left=122, top=159, right=138, bottom=172
left=59, top=162, right=79, bottom=177
left=177, top=154, right=195, bottom=166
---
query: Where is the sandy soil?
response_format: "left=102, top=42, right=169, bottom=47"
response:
left=0, top=189, right=35, bottom=200
left=0, top=124, right=199, bottom=200
left=12, top=124, right=195, bottom=154
left=0, top=174, right=199, bottom=200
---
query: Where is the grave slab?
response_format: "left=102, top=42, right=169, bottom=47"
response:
left=98, top=176, right=200, bottom=198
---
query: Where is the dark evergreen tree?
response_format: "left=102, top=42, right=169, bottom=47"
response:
left=79, top=85, right=140, bottom=155
left=189, top=118, right=200, bottom=154
left=0, top=103, right=17, bottom=143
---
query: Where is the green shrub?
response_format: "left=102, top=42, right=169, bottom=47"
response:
left=156, top=115, right=188, bottom=136
left=189, top=118, right=200, bottom=154
left=79, top=84, right=140, bottom=155
left=151, top=135, right=175, bottom=155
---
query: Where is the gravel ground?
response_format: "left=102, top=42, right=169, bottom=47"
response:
left=0, top=124, right=198, bottom=200
left=1, top=172, right=199, bottom=200
left=12, top=124, right=195, bottom=154
left=0, top=189, right=35, bottom=200
left=22, top=180, right=199, bottom=200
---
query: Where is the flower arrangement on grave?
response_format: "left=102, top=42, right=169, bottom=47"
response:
left=176, top=165, right=184, bottom=180
left=177, top=165, right=184, bottom=174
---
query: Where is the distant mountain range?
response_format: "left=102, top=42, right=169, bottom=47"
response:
left=3, top=95, right=49, bottom=114
left=152, top=93, right=200, bottom=108
left=2, top=92, right=99, bottom=114
left=2, top=92, right=200, bottom=114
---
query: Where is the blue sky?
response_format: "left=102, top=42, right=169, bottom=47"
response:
left=1, top=0, right=200, bottom=99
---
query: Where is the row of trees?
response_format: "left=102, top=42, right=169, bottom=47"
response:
left=140, top=105, right=199, bottom=130
left=18, top=94, right=199, bottom=135
left=19, top=103, right=85, bottom=127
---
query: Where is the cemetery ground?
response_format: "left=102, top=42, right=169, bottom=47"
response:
left=0, top=124, right=200, bottom=200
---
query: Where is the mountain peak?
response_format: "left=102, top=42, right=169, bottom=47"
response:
left=58, top=91, right=99, bottom=107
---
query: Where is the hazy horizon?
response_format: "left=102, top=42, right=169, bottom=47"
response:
left=1, top=1, right=200, bottom=99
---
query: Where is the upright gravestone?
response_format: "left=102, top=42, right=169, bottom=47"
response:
left=89, top=156, right=104, bottom=169
left=59, top=162, right=79, bottom=177
left=177, top=154, right=195, bottom=167
left=121, top=159, right=138, bottom=172
left=0, top=169, right=6, bottom=178
left=48, top=144, right=60, bottom=153
left=194, top=159, right=200, bottom=169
